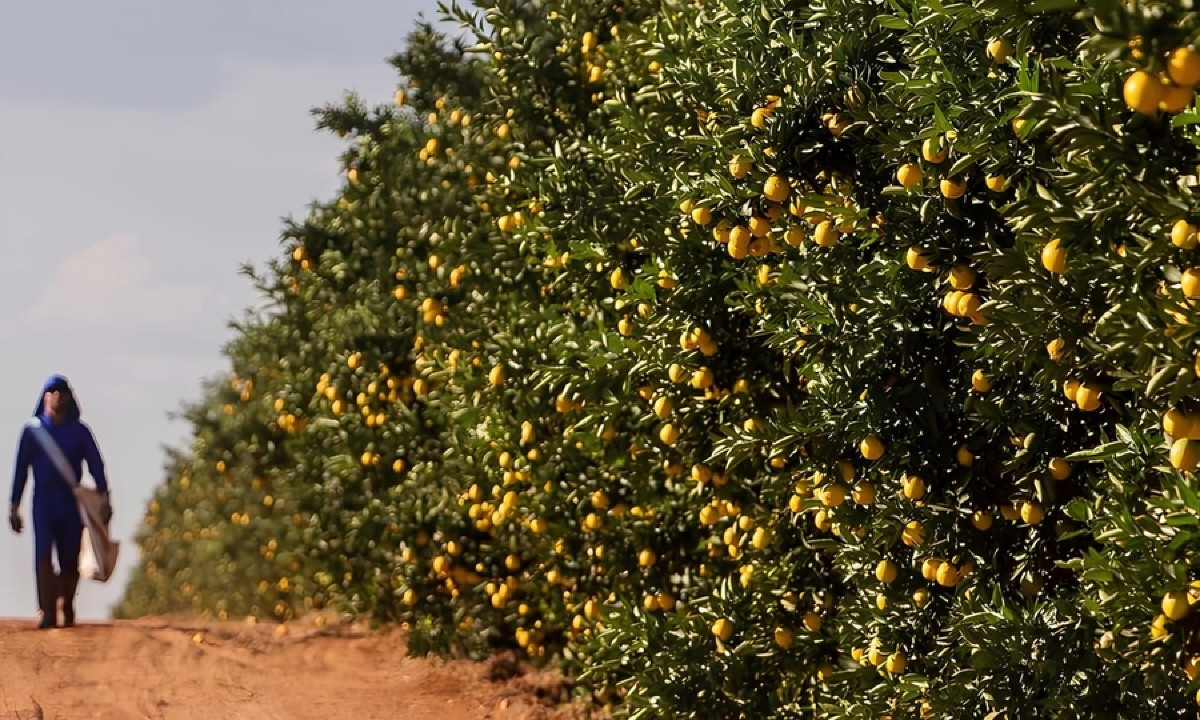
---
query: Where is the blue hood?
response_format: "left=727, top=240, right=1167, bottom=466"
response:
left=33, top=374, right=80, bottom=422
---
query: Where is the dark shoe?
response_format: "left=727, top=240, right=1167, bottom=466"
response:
left=61, top=571, right=79, bottom=627
left=35, top=560, right=59, bottom=629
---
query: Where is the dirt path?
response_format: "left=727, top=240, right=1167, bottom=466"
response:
left=0, top=617, right=594, bottom=720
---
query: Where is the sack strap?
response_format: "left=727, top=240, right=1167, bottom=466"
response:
left=24, top=417, right=80, bottom=489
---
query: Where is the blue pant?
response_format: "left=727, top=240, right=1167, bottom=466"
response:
left=33, top=505, right=82, bottom=576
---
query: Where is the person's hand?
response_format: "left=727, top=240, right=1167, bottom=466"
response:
left=8, top=504, right=22, bottom=534
left=100, top=495, right=113, bottom=524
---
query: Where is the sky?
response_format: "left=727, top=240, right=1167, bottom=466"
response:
left=0, top=0, right=445, bottom=622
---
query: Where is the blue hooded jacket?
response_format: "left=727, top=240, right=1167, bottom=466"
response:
left=11, top=375, right=108, bottom=515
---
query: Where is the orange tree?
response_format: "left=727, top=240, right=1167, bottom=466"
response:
left=117, top=21, right=609, bottom=660
left=115, top=315, right=310, bottom=621
left=471, top=0, right=1200, bottom=716
left=118, top=0, right=1200, bottom=717
left=463, top=0, right=848, bottom=713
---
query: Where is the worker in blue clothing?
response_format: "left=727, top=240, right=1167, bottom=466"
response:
left=9, top=375, right=112, bottom=629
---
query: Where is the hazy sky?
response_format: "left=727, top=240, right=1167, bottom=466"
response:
left=0, top=0, right=444, bottom=621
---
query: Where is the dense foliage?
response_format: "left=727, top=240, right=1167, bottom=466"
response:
left=118, top=1, right=1200, bottom=716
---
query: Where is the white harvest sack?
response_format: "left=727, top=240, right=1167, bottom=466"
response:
left=80, top=527, right=99, bottom=581
left=75, top=485, right=119, bottom=582
left=25, top=418, right=120, bottom=583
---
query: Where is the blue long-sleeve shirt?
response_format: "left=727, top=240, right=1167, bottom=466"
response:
left=11, top=415, right=107, bottom=512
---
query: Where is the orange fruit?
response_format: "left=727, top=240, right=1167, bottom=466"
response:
left=949, top=264, right=977, bottom=290
left=897, top=163, right=923, bottom=189
left=1160, top=79, right=1194, bottom=114
left=1048, top=458, right=1072, bottom=481
left=1164, top=409, right=1196, bottom=439
left=852, top=482, right=876, bottom=505
left=748, top=215, right=771, bottom=238
left=940, top=177, right=967, bottom=199
left=901, top=520, right=926, bottom=546
left=1182, top=268, right=1200, bottom=298
left=728, top=227, right=751, bottom=259
left=906, top=246, right=930, bottom=270
left=1124, top=70, right=1164, bottom=115
left=876, top=559, right=898, bottom=584
left=1063, top=378, right=1081, bottom=402
left=1041, top=238, right=1066, bottom=273
left=1167, top=47, right=1200, bottom=86
left=1020, top=501, right=1045, bottom=525
left=922, top=137, right=948, bottom=164
left=956, top=292, right=982, bottom=317
left=813, top=221, right=838, bottom=247
left=1163, top=590, right=1191, bottom=621
left=935, top=562, right=959, bottom=587
left=860, top=435, right=884, bottom=460
left=763, top=175, right=790, bottom=203
left=902, top=474, right=926, bottom=501
left=1171, top=438, right=1200, bottom=472
left=987, top=38, right=1014, bottom=63
left=957, top=445, right=974, bottom=467
left=1172, top=220, right=1198, bottom=249
left=729, top=156, right=751, bottom=179
left=1075, top=382, right=1102, bottom=411
left=712, top=618, right=734, bottom=641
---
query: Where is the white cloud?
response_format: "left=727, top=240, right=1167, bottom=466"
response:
left=27, top=234, right=224, bottom=328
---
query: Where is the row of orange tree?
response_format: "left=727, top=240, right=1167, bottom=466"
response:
left=119, top=0, right=1200, bottom=717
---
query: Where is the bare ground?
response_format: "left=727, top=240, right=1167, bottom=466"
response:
left=0, top=616, right=598, bottom=720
